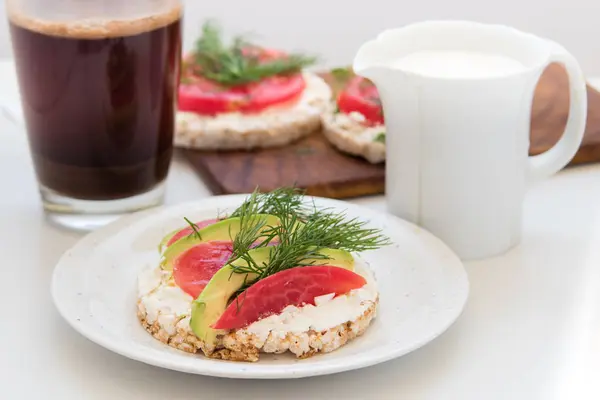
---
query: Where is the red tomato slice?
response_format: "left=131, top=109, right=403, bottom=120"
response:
left=212, top=266, right=367, bottom=330
left=166, top=218, right=219, bottom=248
left=173, top=241, right=233, bottom=298
left=337, top=76, right=384, bottom=125
left=178, top=48, right=306, bottom=115
left=172, top=239, right=280, bottom=298
left=179, top=74, right=305, bottom=115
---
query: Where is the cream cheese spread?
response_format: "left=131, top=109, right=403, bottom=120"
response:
left=137, top=258, right=377, bottom=338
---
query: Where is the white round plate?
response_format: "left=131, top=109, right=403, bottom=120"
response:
left=51, top=195, right=469, bottom=379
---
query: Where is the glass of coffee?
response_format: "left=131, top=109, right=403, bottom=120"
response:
left=6, top=0, right=182, bottom=231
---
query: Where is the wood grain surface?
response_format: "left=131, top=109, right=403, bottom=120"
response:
left=531, top=64, right=600, bottom=163
left=182, top=64, right=600, bottom=198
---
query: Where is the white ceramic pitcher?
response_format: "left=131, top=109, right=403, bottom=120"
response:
left=354, top=21, right=587, bottom=260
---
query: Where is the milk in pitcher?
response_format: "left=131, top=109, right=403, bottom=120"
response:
left=393, top=50, right=526, bottom=79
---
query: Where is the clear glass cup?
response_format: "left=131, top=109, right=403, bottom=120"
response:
left=5, top=0, right=182, bottom=231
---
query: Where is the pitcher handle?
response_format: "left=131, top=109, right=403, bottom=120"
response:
left=528, top=42, right=587, bottom=182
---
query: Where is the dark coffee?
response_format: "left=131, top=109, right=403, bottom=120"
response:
left=9, top=11, right=181, bottom=200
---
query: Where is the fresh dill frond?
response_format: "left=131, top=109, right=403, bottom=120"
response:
left=229, top=214, right=270, bottom=261
left=229, top=189, right=262, bottom=220
left=255, top=214, right=328, bottom=280
left=217, top=186, right=391, bottom=301
left=301, top=208, right=391, bottom=252
left=228, top=189, right=391, bottom=284
left=191, top=20, right=317, bottom=87
left=253, top=206, right=390, bottom=280
left=184, top=217, right=202, bottom=240
left=227, top=189, right=279, bottom=272
left=229, top=187, right=311, bottom=221
left=225, top=189, right=300, bottom=293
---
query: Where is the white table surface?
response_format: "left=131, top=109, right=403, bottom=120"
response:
left=1, top=59, right=599, bottom=400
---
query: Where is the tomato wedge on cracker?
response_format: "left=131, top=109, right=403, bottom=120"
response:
left=322, top=73, right=387, bottom=164
left=174, top=21, right=330, bottom=151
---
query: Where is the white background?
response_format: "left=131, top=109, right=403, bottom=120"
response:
left=1, top=1, right=600, bottom=396
left=0, top=0, right=600, bottom=74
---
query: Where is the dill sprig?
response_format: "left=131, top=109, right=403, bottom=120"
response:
left=229, top=187, right=311, bottom=220
left=226, top=188, right=391, bottom=291
left=190, top=20, right=317, bottom=87
left=228, top=191, right=278, bottom=262
left=254, top=207, right=390, bottom=279
left=184, top=217, right=202, bottom=240
left=301, top=208, right=391, bottom=252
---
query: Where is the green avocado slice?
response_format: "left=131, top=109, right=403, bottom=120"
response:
left=158, top=225, right=197, bottom=253
left=160, top=214, right=280, bottom=271
left=190, top=247, right=355, bottom=348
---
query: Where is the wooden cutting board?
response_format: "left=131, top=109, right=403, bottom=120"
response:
left=182, top=64, right=600, bottom=198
